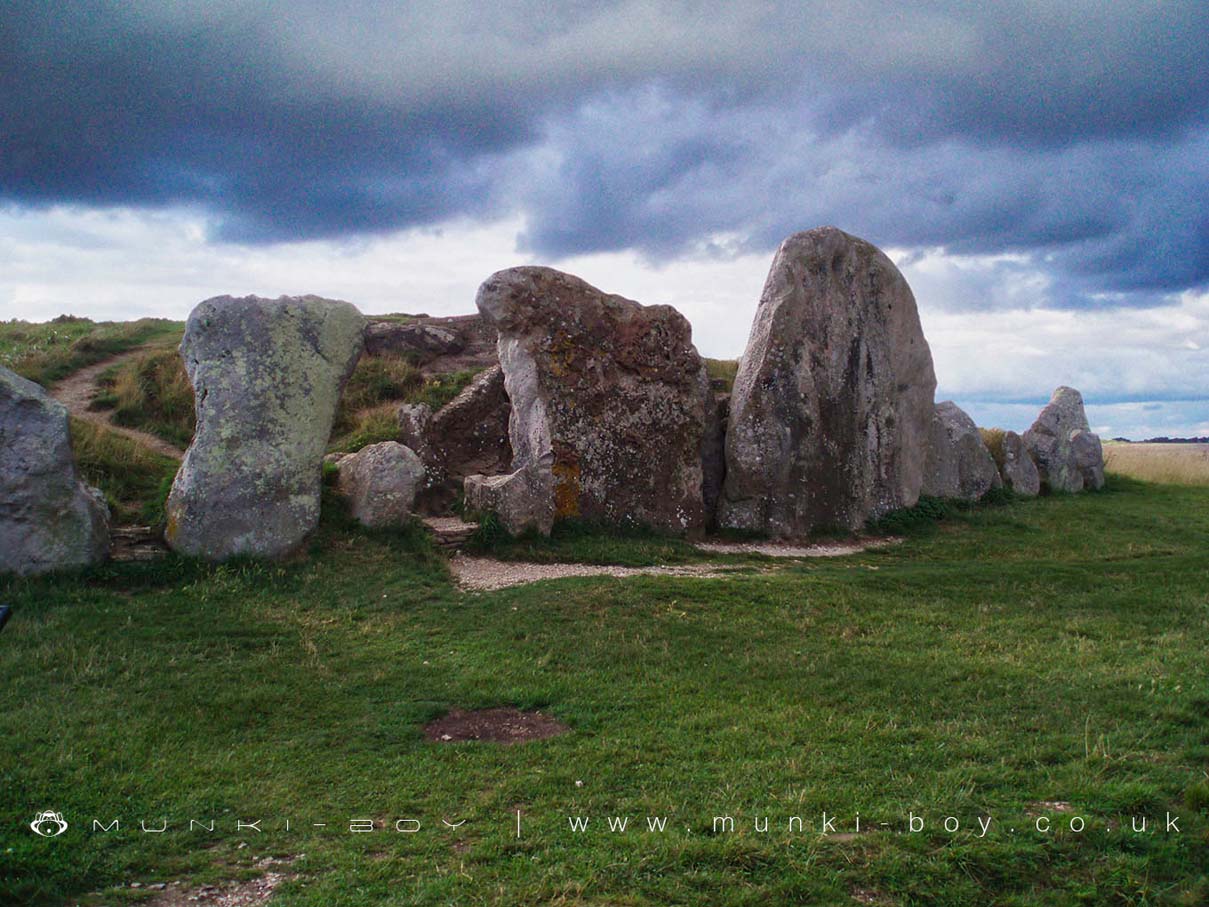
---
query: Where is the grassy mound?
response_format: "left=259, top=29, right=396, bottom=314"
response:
left=0, top=316, right=182, bottom=386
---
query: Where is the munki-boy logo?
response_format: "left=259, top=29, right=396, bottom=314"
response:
left=30, top=811, right=68, bottom=838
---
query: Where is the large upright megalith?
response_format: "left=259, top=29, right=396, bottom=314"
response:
left=165, top=295, right=365, bottom=560
left=719, top=227, right=937, bottom=536
left=464, top=267, right=712, bottom=536
left=1, top=366, right=110, bottom=574
left=1023, top=386, right=1105, bottom=492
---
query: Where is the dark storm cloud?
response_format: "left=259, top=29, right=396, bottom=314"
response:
left=3, top=1, right=1208, bottom=305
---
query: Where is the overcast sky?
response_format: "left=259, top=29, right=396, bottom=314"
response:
left=2, top=1, right=1207, bottom=438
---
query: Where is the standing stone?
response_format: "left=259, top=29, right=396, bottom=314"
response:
left=984, top=429, right=1040, bottom=497
left=720, top=227, right=937, bottom=536
left=1023, top=386, right=1103, bottom=493
left=336, top=441, right=425, bottom=528
left=1071, top=430, right=1106, bottom=490
left=397, top=403, right=434, bottom=463
left=428, top=365, right=512, bottom=481
left=464, top=267, right=712, bottom=536
left=401, top=367, right=513, bottom=513
left=165, top=295, right=365, bottom=560
left=922, top=402, right=1002, bottom=500
left=1, top=366, right=109, bottom=575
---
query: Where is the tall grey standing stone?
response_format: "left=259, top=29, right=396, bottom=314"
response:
left=988, top=430, right=1040, bottom=497
left=1023, top=386, right=1103, bottom=493
left=165, top=295, right=365, bottom=560
left=719, top=227, right=937, bottom=536
left=464, top=267, right=712, bottom=536
left=921, top=401, right=1002, bottom=500
left=1, top=366, right=109, bottom=575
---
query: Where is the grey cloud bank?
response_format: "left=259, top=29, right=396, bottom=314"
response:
left=1, top=2, right=1206, bottom=438
left=3, top=1, right=1207, bottom=304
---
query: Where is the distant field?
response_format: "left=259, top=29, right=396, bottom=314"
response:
left=1103, top=442, right=1209, bottom=486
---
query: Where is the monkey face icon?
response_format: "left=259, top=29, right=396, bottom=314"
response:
left=30, top=811, right=68, bottom=838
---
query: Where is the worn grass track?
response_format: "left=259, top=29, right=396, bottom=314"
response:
left=1, top=479, right=1207, bottom=905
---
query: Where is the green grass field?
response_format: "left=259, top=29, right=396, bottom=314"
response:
left=2, top=480, right=1207, bottom=905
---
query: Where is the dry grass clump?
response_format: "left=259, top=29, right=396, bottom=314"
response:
left=979, top=427, right=1007, bottom=468
left=1103, top=442, right=1209, bottom=486
left=95, top=349, right=196, bottom=447
left=705, top=358, right=739, bottom=390
left=69, top=418, right=178, bottom=525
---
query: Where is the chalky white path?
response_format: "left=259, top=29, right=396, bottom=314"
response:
left=449, top=538, right=898, bottom=591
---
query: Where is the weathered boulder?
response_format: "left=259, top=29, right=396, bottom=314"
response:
left=364, top=321, right=464, bottom=362
left=336, top=441, right=425, bottom=528
left=1023, top=386, right=1103, bottom=493
left=719, top=227, right=937, bottom=536
left=465, top=267, right=712, bottom=535
left=165, top=295, right=365, bottom=560
left=1, top=366, right=110, bottom=574
left=1072, top=429, right=1106, bottom=490
left=921, top=401, right=1002, bottom=500
left=985, top=429, right=1040, bottom=496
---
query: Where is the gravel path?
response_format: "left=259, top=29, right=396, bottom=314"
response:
left=449, top=555, right=743, bottom=591
left=51, top=349, right=185, bottom=460
left=693, top=538, right=899, bottom=557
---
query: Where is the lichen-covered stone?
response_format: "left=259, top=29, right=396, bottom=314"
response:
left=165, top=295, right=365, bottom=560
left=720, top=227, right=937, bottom=536
left=336, top=441, right=425, bottom=528
left=466, top=267, right=712, bottom=535
left=1023, top=386, right=1103, bottom=493
left=397, top=403, right=434, bottom=462
left=1, top=366, right=109, bottom=575
left=988, top=429, right=1040, bottom=496
left=921, top=401, right=1002, bottom=500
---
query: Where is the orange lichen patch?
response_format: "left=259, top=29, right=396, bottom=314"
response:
left=553, top=458, right=581, bottom=519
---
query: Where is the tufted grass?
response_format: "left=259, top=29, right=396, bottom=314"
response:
left=0, top=316, right=183, bottom=387
left=93, top=349, right=197, bottom=449
left=705, top=357, right=739, bottom=390
left=68, top=418, right=179, bottom=525
left=1, top=476, right=1207, bottom=905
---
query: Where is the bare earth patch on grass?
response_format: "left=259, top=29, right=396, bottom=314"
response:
left=424, top=707, right=569, bottom=744
left=448, top=555, right=742, bottom=591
